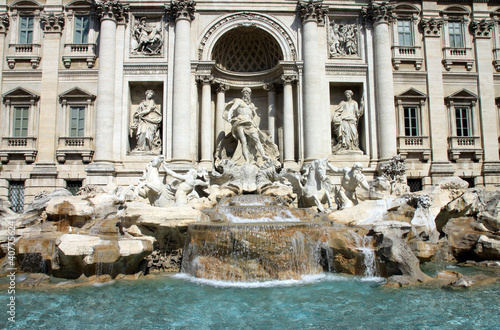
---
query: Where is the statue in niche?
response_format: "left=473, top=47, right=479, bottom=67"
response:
left=328, top=20, right=358, bottom=58
left=215, top=87, right=280, bottom=167
left=325, top=161, right=370, bottom=209
left=132, top=17, right=163, bottom=55
left=129, top=90, right=162, bottom=153
left=332, top=90, right=364, bottom=153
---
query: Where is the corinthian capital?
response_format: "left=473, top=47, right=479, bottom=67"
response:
left=470, top=19, right=495, bottom=39
left=167, top=0, right=196, bottom=22
left=420, top=18, right=444, bottom=37
left=0, top=14, right=9, bottom=34
left=361, top=2, right=394, bottom=25
left=41, top=13, right=65, bottom=33
left=96, top=0, right=129, bottom=23
left=297, top=0, right=328, bottom=24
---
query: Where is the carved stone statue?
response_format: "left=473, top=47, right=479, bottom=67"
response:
left=162, top=164, right=209, bottom=206
left=215, top=87, right=279, bottom=167
left=326, top=161, right=370, bottom=209
left=380, top=155, right=410, bottom=196
left=328, top=20, right=358, bottom=58
left=332, top=90, right=363, bottom=153
left=128, top=155, right=171, bottom=207
left=129, top=90, right=162, bottom=153
left=281, top=159, right=334, bottom=212
left=132, top=17, right=163, bottom=55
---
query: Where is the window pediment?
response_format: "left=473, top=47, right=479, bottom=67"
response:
left=59, top=87, right=95, bottom=104
left=3, top=87, right=39, bottom=104
left=445, top=88, right=477, bottom=105
left=395, top=88, right=427, bottom=101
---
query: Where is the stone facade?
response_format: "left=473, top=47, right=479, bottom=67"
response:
left=1, top=0, right=500, bottom=210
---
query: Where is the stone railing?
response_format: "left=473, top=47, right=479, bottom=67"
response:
left=56, top=137, right=94, bottom=163
left=6, top=44, right=42, bottom=69
left=62, top=43, right=97, bottom=68
left=0, top=137, right=37, bottom=163
left=391, top=45, right=423, bottom=70
left=442, top=47, right=473, bottom=71
left=397, top=135, right=431, bottom=161
left=448, top=136, right=482, bottom=161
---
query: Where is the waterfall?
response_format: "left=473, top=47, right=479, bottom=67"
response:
left=181, top=222, right=324, bottom=281
left=350, top=232, right=378, bottom=278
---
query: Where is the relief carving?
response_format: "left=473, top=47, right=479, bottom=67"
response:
left=328, top=19, right=358, bottom=58
left=131, top=17, right=163, bottom=55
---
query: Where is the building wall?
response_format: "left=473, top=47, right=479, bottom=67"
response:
left=1, top=0, right=500, bottom=209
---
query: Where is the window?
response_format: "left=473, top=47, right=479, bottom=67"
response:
left=8, top=181, right=25, bottom=213
left=448, top=21, right=463, bottom=48
left=455, top=107, right=471, bottom=137
left=407, top=179, right=422, bottom=192
left=13, top=106, right=29, bottom=137
left=66, top=180, right=83, bottom=195
left=404, top=106, right=419, bottom=136
left=19, top=16, right=34, bottom=44
left=69, top=106, right=85, bottom=137
left=398, top=20, right=412, bottom=46
left=74, top=16, right=89, bottom=44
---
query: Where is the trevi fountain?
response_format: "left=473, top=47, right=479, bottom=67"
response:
left=0, top=86, right=499, bottom=328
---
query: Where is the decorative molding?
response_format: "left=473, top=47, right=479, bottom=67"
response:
left=58, top=70, right=98, bottom=79
left=297, top=0, right=328, bottom=24
left=325, top=64, right=368, bottom=76
left=420, top=18, right=444, bottom=37
left=166, top=0, right=196, bottom=22
left=95, top=0, right=129, bottom=23
left=0, top=13, right=9, bottom=34
left=123, top=63, right=169, bottom=75
left=41, top=12, right=65, bottom=33
left=216, top=83, right=230, bottom=93
left=361, top=2, right=395, bottom=25
left=3, top=70, right=43, bottom=78
left=198, top=12, right=297, bottom=61
left=470, top=19, right=494, bottom=39
left=196, top=74, right=214, bottom=85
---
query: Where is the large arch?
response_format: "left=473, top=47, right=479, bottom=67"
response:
left=197, top=12, right=297, bottom=62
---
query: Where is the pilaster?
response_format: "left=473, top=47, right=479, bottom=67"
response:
left=197, top=74, right=213, bottom=166
left=264, top=83, right=278, bottom=145
left=215, top=83, right=229, bottom=147
left=281, top=74, right=297, bottom=164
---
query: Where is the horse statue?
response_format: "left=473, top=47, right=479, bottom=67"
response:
left=281, top=159, right=334, bottom=212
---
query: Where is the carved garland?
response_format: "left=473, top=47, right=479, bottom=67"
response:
left=198, top=12, right=297, bottom=61
left=470, top=19, right=494, bottom=39
left=420, top=18, right=444, bottom=37
left=41, top=13, right=65, bottom=33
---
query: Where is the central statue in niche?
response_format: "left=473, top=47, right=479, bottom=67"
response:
left=215, top=87, right=279, bottom=167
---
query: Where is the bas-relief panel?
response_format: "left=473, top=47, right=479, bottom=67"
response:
left=130, top=16, right=164, bottom=56
left=327, top=16, right=360, bottom=60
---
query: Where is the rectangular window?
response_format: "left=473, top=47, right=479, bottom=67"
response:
left=404, top=106, right=419, bottom=136
left=8, top=181, right=25, bottom=213
left=69, top=106, right=85, bottom=137
left=455, top=107, right=471, bottom=137
left=407, top=179, right=422, bottom=192
left=74, top=16, right=89, bottom=44
left=19, top=16, right=34, bottom=44
left=13, top=106, right=29, bottom=137
left=398, top=20, right=412, bottom=46
left=66, top=180, right=83, bottom=195
left=448, top=21, right=463, bottom=48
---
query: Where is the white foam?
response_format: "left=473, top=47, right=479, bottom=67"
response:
left=172, top=273, right=383, bottom=288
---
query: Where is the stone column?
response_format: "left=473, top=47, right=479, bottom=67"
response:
left=198, top=75, right=213, bottom=165
left=362, top=3, right=397, bottom=161
left=282, top=74, right=297, bottom=164
left=264, top=83, right=277, bottom=144
left=168, top=0, right=196, bottom=163
left=298, top=0, right=328, bottom=162
left=35, top=12, right=64, bottom=171
left=92, top=0, right=128, bottom=164
left=0, top=14, right=9, bottom=137
left=420, top=18, right=454, bottom=178
left=215, top=83, right=229, bottom=147
left=471, top=19, right=500, bottom=183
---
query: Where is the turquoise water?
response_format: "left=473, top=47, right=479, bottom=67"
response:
left=2, top=273, right=499, bottom=329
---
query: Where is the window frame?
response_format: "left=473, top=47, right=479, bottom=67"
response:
left=69, top=105, right=86, bottom=137
left=397, top=19, right=413, bottom=47
left=403, top=105, right=420, bottom=137
left=18, top=15, right=34, bottom=44
left=448, top=20, right=464, bottom=48
left=455, top=106, right=472, bottom=137
left=8, top=180, right=25, bottom=213
left=73, top=15, right=90, bottom=44
left=12, top=105, right=29, bottom=137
